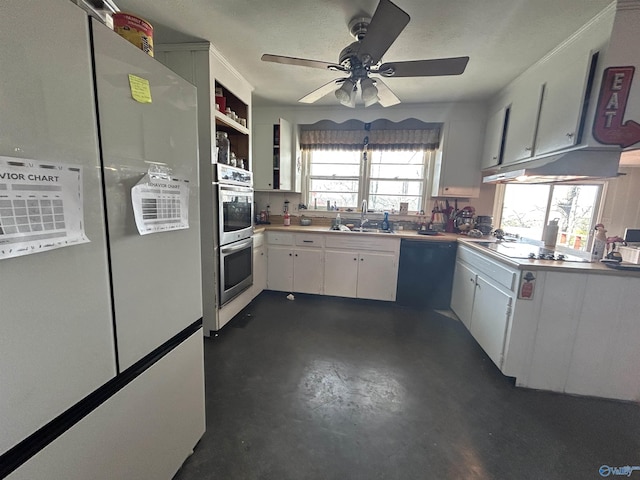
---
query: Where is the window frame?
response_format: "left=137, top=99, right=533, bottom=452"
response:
left=494, top=181, right=606, bottom=251
left=304, top=147, right=433, bottom=213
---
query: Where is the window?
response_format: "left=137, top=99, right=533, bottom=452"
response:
left=308, top=149, right=360, bottom=209
left=499, top=183, right=602, bottom=251
left=368, top=150, right=426, bottom=212
left=306, top=147, right=428, bottom=212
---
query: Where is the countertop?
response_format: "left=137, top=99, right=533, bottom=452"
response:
left=254, top=224, right=640, bottom=276
left=255, top=224, right=463, bottom=242
left=458, top=239, right=640, bottom=276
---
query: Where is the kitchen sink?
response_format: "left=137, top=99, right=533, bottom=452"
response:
left=328, top=226, right=394, bottom=234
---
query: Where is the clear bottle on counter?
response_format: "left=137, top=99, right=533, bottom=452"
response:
left=216, top=132, right=230, bottom=164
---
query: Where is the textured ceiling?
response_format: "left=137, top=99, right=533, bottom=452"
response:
left=115, top=0, right=615, bottom=108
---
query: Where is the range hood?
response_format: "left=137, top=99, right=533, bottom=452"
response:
left=482, top=148, right=622, bottom=184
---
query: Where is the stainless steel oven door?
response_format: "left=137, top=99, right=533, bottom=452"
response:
left=219, top=236, right=253, bottom=306
left=218, top=184, right=253, bottom=246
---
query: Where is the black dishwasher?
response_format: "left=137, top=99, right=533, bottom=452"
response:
left=396, top=239, right=457, bottom=309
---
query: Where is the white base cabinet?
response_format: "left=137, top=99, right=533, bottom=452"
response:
left=324, top=250, right=359, bottom=298
left=266, top=232, right=324, bottom=294
left=265, top=231, right=400, bottom=302
left=451, top=245, right=518, bottom=370
left=324, top=250, right=397, bottom=301
left=252, top=233, right=267, bottom=295
left=469, top=276, right=513, bottom=368
left=450, top=261, right=477, bottom=329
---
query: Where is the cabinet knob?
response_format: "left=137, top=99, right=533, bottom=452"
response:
left=295, top=253, right=298, bottom=257
left=492, top=156, right=498, bottom=160
left=360, top=258, right=364, bottom=261
left=524, top=147, right=532, bottom=152
left=566, top=132, right=575, bottom=138
left=470, top=278, right=475, bottom=282
left=289, top=253, right=292, bottom=256
left=261, top=252, right=264, bottom=256
left=354, top=258, right=357, bottom=261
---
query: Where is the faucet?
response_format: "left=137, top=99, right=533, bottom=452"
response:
left=360, top=199, right=369, bottom=232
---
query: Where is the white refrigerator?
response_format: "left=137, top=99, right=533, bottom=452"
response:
left=0, top=1, right=205, bottom=478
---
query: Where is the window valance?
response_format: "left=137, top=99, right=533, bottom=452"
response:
left=299, top=119, right=441, bottom=150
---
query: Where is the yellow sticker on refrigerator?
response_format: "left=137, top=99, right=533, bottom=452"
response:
left=128, top=74, right=152, bottom=103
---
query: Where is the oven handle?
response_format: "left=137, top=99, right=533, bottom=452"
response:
left=219, top=184, right=253, bottom=194
left=220, top=237, right=253, bottom=254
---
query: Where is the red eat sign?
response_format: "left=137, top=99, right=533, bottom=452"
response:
left=593, top=66, right=640, bottom=148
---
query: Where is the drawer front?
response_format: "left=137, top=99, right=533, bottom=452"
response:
left=325, top=235, right=399, bottom=252
left=294, top=234, right=325, bottom=248
left=267, top=232, right=294, bottom=246
left=458, top=245, right=518, bottom=291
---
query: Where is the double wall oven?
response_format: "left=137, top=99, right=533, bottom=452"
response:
left=216, top=164, right=253, bottom=306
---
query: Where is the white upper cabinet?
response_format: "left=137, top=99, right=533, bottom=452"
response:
left=534, top=50, right=597, bottom=156
left=533, top=10, right=613, bottom=157
left=501, top=75, right=544, bottom=165
left=253, top=118, right=297, bottom=191
left=253, top=123, right=274, bottom=190
left=487, top=5, right=616, bottom=166
left=481, top=107, right=507, bottom=170
left=432, top=120, right=484, bottom=198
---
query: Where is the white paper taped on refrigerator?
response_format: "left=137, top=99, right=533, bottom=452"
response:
left=0, top=156, right=89, bottom=260
left=131, top=165, right=190, bottom=235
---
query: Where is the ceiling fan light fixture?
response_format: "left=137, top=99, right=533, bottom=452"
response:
left=360, top=78, right=378, bottom=104
left=335, top=79, right=356, bottom=106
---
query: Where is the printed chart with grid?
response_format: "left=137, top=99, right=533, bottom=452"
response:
left=141, top=196, right=182, bottom=224
left=0, top=198, right=65, bottom=236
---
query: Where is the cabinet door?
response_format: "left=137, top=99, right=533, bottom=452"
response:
left=469, top=276, right=513, bottom=369
left=278, top=118, right=292, bottom=191
left=357, top=252, right=397, bottom=301
left=432, top=121, right=483, bottom=198
left=252, top=123, right=275, bottom=189
left=253, top=246, right=267, bottom=295
left=267, top=247, right=293, bottom=291
left=293, top=249, right=324, bottom=294
left=450, top=261, right=477, bottom=329
left=502, top=77, right=544, bottom=165
left=481, top=108, right=506, bottom=170
left=324, top=250, right=358, bottom=298
left=535, top=51, right=594, bottom=156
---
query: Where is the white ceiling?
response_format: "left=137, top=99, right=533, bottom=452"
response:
left=115, top=0, right=614, bottom=108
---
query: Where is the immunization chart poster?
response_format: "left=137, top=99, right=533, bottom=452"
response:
left=0, top=157, right=89, bottom=260
left=131, top=170, right=190, bottom=235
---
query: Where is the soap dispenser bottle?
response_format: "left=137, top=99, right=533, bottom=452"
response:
left=381, top=211, right=390, bottom=231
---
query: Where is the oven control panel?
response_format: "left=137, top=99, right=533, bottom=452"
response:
left=216, top=163, right=252, bottom=186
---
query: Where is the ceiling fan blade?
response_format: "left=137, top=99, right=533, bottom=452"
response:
left=298, top=78, right=346, bottom=104
left=357, top=0, right=410, bottom=65
left=376, top=57, right=470, bottom=77
left=373, top=78, right=400, bottom=107
left=261, top=54, right=341, bottom=71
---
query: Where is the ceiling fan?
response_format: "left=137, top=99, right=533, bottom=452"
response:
left=261, top=0, right=469, bottom=108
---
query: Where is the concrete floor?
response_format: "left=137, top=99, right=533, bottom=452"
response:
left=174, top=291, right=640, bottom=480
